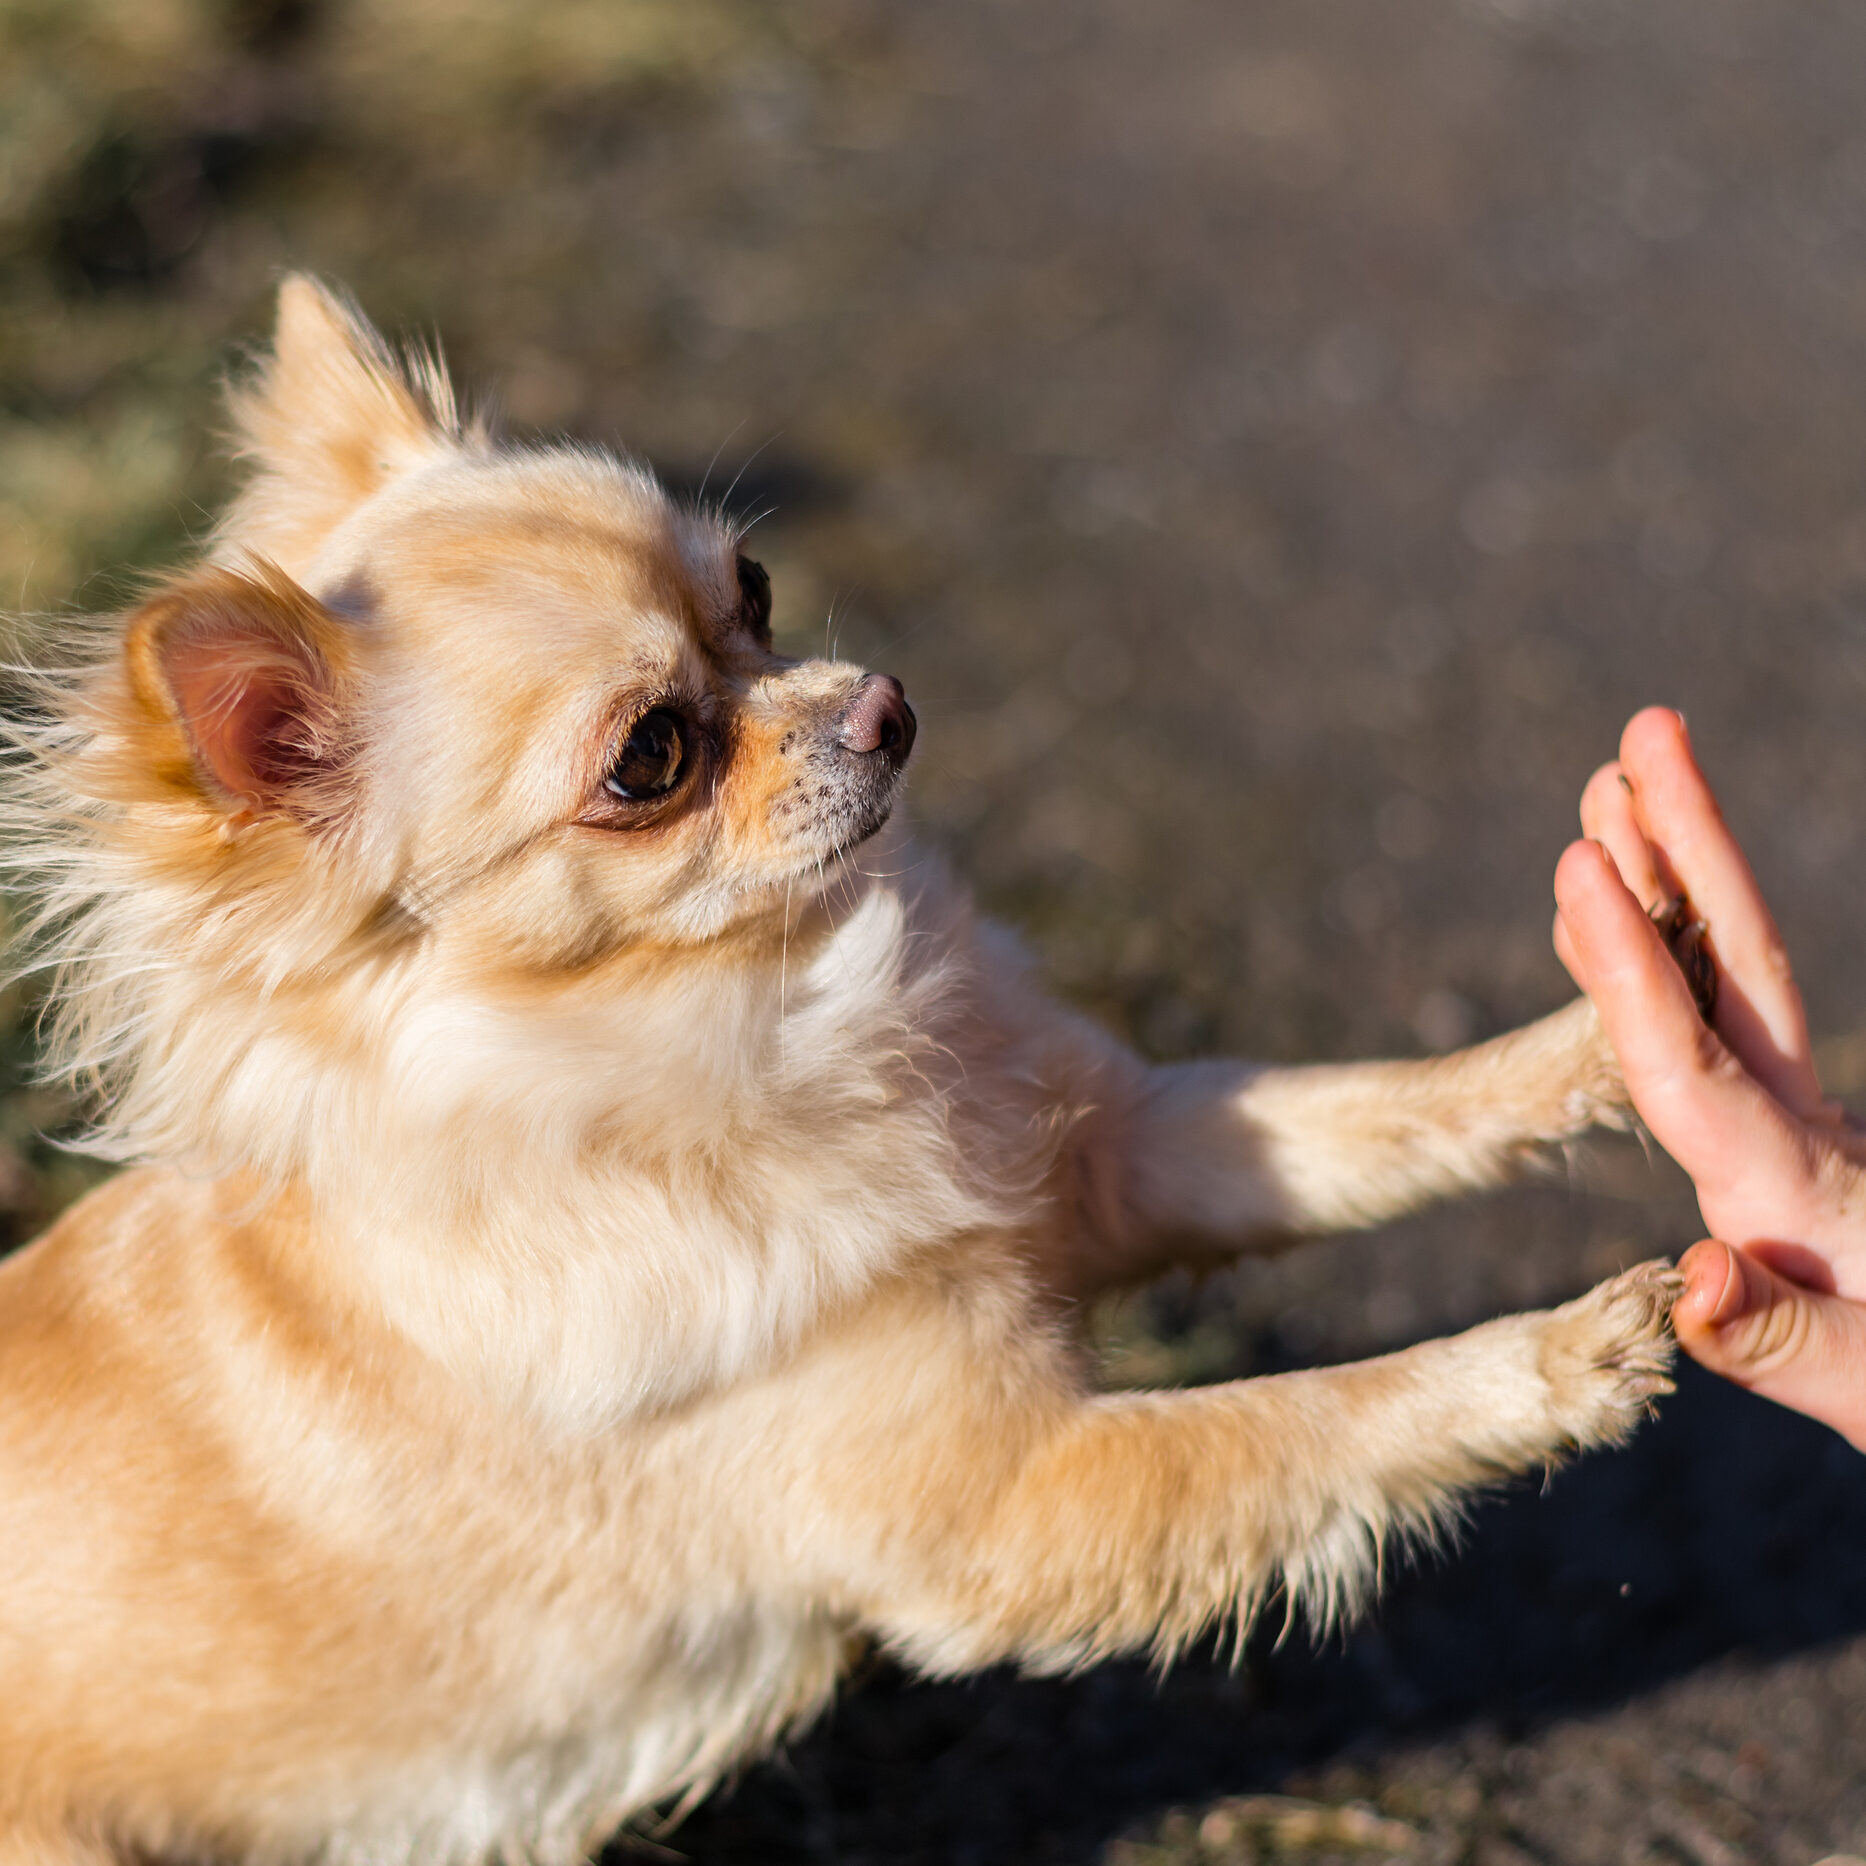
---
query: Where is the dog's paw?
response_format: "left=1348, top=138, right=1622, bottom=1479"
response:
left=1649, top=894, right=1718, bottom=1022
left=1536, top=1259, right=1680, bottom=1450
left=1515, top=994, right=1631, bottom=1137
left=1559, top=996, right=1633, bottom=1129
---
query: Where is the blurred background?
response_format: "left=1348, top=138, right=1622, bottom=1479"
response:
left=7, top=0, right=1866, bottom=1858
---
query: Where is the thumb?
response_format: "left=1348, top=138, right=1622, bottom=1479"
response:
left=1673, top=1239, right=1866, bottom=1451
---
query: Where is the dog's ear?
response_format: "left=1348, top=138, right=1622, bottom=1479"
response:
left=126, top=563, right=361, bottom=823
left=220, top=275, right=465, bottom=571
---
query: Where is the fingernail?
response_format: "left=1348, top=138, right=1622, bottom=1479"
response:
left=1679, top=1239, right=1744, bottom=1330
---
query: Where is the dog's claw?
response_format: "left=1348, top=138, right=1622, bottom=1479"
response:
left=1651, top=895, right=1717, bottom=1021
left=1540, top=1259, right=1681, bottom=1449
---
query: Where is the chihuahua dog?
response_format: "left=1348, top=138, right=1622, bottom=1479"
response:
left=0, top=279, right=1675, bottom=1865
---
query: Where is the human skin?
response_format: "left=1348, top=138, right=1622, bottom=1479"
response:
left=1553, top=705, right=1866, bottom=1451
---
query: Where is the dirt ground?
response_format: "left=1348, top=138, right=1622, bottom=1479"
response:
left=7, top=0, right=1866, bottom=1858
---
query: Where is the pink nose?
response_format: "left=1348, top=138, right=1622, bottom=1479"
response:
left=837, top=674, right=917, bottom=770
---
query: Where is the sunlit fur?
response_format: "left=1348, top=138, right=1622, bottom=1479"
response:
left=0, top=280, right=1676, bottom=1866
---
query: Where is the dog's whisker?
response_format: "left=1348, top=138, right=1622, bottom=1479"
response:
left=718, top=432, right=783, bottom=526
left=694, top=420, right=747, bottom=512
left=858, top=607, right=938, bottom=666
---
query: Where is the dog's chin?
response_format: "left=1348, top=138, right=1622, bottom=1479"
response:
left=740, top=792, right=900, bottom=917
left=802, top=775, right=902, bottom=871
left=689, top=778, right=907, bottom=943
left=824, top=795, right=897, bottom=865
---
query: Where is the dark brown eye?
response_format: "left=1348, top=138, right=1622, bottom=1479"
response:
left=605, top=709, right=686, bottom=801
left=736, top=554, right=772, bottom=643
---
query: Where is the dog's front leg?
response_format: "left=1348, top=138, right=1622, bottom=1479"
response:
left=1100, top=996, right=1625, bottom=1280
left=867, top=1259, right=1673, bottom=1674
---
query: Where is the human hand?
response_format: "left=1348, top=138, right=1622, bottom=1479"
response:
left=1553, top=706, right=1866, bottom=1450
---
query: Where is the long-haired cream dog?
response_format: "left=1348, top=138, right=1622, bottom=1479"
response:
left=0, top=280, right=1676, bottom=1864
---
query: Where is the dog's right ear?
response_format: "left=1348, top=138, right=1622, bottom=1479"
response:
left=125, top=563, right=361, bottom=826
left=219, top=275, right=466, bottom=574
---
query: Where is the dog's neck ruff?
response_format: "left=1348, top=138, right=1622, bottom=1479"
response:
left=81, top=855, right=1037, bottom=1430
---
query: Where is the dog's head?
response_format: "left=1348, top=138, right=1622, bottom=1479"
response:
left=10, top=278, right=931, bottom=1176
left=12, top=283, right=1014, bottom=1417
left=98, top=278, right=914, bottom=978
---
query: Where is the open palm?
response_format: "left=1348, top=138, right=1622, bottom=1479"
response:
left=1554, top=707, right=1866, bottom=1449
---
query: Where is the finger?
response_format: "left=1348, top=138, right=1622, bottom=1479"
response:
left=1673, top=1238, right=1866, bottom=1451
left=1578, top=760, right=1672, bottom=911
left=1553, top=906, right=1583, bottom=991
left=1619, top=707, right=1821, bottom=1115
left=1554, top=838, right=1812, bottom=1195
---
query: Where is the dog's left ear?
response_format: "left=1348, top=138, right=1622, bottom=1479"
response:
left=126, top=563, right=361, bottom=825
left=219, top=275, right=471, bottom=574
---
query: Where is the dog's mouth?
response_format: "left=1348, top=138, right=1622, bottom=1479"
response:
left=776, top=672, right=916, bottom=881
left=823, top=796, right=897, bottom=865
left=805, top=759, right=907, bottom=869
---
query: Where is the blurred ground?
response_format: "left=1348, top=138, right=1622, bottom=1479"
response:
left=7, top=0, right=1866, bottom=1858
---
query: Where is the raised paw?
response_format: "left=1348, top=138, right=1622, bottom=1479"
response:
left=1566, top=997, right=1634, bottom=1129
left=1515, top=994, right=1633, bottom=1137
left=1537, top=1259, right=1681, bottom=1451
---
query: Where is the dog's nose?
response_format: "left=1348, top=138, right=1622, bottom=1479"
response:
left=837, top=674, right=917, bottom=770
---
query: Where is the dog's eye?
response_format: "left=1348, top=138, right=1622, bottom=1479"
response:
left=736, top=555, right=772, bottom=644
left=605, top=709, right=686, bottom=801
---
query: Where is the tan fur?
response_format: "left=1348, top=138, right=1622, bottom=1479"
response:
left=0, top=279, right=1675, bottom=1864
